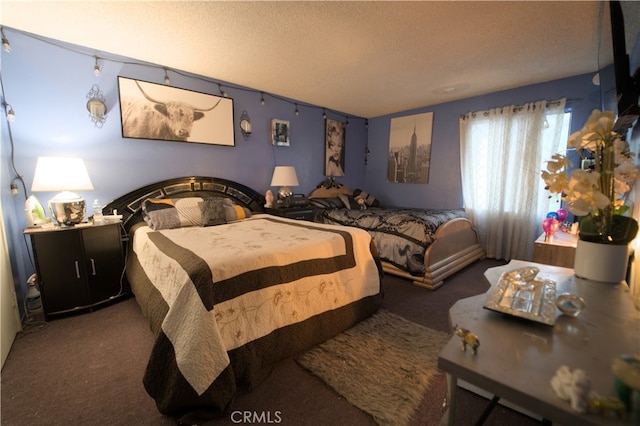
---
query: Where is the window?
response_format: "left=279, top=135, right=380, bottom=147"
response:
left=459, top=99, right=569, bottom=260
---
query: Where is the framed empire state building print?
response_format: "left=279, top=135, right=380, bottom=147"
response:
left=387, top=112, right=433, bottom=184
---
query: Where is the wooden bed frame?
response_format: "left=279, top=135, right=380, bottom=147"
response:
left=380, top=217, right=485, bottom=290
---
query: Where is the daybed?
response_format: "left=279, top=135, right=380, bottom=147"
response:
left=103, top=176, right=382, bottom=419
left=309, top=183, right=485, bottom=290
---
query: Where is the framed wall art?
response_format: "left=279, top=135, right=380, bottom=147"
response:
left=325, top=118, right=345, bottom=176
left=118, top=76, right=235, bottom=146
left=387, top=112, right=433, bottom=184
left=271, top=119, right=290, bottom=146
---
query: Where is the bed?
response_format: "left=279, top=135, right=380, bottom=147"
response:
left=308, top=184, right=485, bottom=290
left=102, top=176, right=382, bottom=419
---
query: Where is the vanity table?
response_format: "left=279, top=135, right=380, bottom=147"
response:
left=438, top=260, right=640, bottom=425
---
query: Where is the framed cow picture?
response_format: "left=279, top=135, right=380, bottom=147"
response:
left=117, top=76, right=235, bottom=146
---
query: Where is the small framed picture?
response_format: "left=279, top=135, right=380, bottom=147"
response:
left=272, top=119, right=290, bottom=146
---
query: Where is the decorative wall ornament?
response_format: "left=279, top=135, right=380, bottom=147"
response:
left=239, top=109, right=252, bottom=140
left=86, top=84, right=107, bottom=128
left=117, top=77, right=234, bottom=146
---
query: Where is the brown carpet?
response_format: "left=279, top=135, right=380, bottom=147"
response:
left=1, top=258, right=544, bottom=425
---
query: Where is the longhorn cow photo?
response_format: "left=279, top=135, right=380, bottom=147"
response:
left=117, top=77, right=235, bottom=146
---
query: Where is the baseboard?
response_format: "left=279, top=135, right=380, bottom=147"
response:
left=457, top=379, right=544, bottom=421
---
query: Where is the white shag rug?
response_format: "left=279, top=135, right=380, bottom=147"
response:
left=296, top=309, right=451, bottom=426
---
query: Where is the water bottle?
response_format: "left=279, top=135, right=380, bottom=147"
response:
left=93, top=199, right=104, bottom=225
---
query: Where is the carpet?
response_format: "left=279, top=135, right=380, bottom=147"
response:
left=296, top=309, right=451, bottom=426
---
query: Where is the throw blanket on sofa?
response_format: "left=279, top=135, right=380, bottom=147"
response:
left=129, top=215, right=381, bottom=416
left=319, top=208, right=468, bottom=276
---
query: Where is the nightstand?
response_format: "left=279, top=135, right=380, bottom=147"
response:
left=264, top=206, right=318, bottom=221
left=25, top=222, right=127, bottom=320
left=532, top=231, right=578, bottom=268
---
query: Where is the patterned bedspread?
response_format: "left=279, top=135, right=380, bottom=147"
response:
left=128, top=214, right=381, bottom=417
left=320, top=208, right=468, bottom=276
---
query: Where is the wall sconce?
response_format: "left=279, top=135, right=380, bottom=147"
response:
left=239, top=110, right=252, bottom=139
left=86, top=84, right=107, bottom=128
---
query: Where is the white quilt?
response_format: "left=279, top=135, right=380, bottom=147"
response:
left=132, top=214, right=380, bottom=396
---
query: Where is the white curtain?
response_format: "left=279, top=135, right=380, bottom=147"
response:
left=460, top=99, right=567, bottom=260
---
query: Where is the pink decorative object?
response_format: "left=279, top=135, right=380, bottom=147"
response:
left=542, top=217, right=559, bottom=242
left=265, top=189, right=274, bottom=208
left=556, top=208, right=568, bottom=222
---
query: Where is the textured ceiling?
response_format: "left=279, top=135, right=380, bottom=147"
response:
left=0, top=1, right=630, bottom=118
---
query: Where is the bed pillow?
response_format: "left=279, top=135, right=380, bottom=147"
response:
left=353, top=189, right=380, bottom=207
left=309, top=186, right=352, bottom=198
left=142, top=197, right=204, bottom=230
left=224, top=204, right=252, bottom=221
left=308, top=197, right=345, bottom=209
left=199, top=198, right=227, bottom=227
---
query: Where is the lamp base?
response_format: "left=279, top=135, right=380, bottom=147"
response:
left=49, top=191, right=87, bottom=226
left=278, top=186, right=293, bottom=199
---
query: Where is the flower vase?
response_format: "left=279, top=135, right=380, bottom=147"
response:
left=573, top=240, right=630, bottom=283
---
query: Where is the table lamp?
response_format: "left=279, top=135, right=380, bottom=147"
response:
left=270, top=166, right=299, bottom=200
left=31, top=156, right=94, bottom=226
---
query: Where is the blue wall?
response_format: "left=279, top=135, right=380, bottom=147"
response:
left=1, top=27, right=605, bottom=320
left=365, top=74, right=604, bottom=208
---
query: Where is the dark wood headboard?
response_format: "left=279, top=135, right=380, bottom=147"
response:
left=102, top=176, right=266, bottom=233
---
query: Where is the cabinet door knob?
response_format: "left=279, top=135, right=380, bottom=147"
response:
left=74, top=261, right=80, bottom=279
left=90, top=259, right=96, bottom=276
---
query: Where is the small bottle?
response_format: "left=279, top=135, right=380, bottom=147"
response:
left=93, top=199, right=104, bottom=225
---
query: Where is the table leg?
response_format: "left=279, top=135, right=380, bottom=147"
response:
left=442, top=373, right=458, bottom=426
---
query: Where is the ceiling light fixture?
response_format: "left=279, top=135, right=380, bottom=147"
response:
left=295, top=103, right=299, bottom=116
left=260, top=92, right=265, bottom=105
left=218, top=84, right=227, bottom=97
left=322, top=108, right=327, bottom=119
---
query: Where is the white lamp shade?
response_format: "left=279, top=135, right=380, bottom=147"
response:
left=270, top=166, right=299, bottom=187
left=31, top=157, right=94, bottom=192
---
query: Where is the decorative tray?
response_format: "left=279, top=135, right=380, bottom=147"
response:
left=483, top=267, right=557, bottom=326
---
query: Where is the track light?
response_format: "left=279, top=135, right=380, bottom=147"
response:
left=260, top=92, right=265, bottom=106
left=295, top=103, right=299, bottom=116
left=4, top=103, right=15, bottom=122
left=1, top=29, right=10, bottom=53
left=345, top=116, right=349, bottom=127
left=218, top=84, right=227, bottom=97
left=322, top=109, right=327, bottom=120
left=93, top=56, right=101, bottom=76
left=164, top=68, right=170, bottom=85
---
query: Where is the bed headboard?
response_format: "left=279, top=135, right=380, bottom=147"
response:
left=102, top=176, right=266, bottom=232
